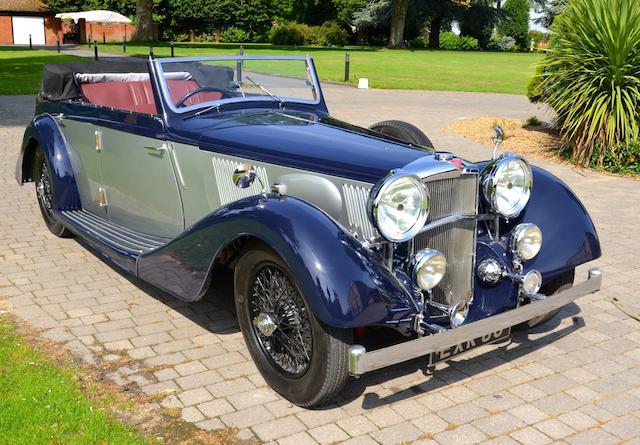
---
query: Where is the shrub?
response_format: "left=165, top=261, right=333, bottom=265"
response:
left=318, top=22, right=349, bottom=46
left=488, top=36, right=516, bottom=51
left=536, top=0, right=640, bottom=166
left=527, top=65, right=544, bottom=102
left=270, top=21, right=349, bottom=46
left=591, top=140, right=640, bottom=175
left=219, top=27, right=251, bottom=43
left=409, top=36, right=428, bottom=49
left=439, top=32, right=479, bottom=51
left=499, top=0, right=530, bottom=49
left=524, top=115, right=541, bottom=127
left=270, top=23, right=306, bottom=45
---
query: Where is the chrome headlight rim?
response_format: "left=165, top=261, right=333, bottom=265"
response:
left=411, top=248, right=447, bottom=290
left=368, top=172, right=430, bottom=243
left=481, top=153, right=533, bottom=219
left=510, top=223, right=542, bottom=261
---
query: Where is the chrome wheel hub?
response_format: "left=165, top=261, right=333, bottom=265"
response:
left=253, top=312, right=277, bottom=337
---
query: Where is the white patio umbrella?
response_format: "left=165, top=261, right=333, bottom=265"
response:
left=55, top=10, right=132, bottom=24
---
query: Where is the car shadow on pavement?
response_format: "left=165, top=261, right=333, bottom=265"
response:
left=337, top=304, right=584, bottom=410
left=74, top=236, right=585, bottom=411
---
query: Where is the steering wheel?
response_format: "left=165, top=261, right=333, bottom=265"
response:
left=176, top=86, right=229, bottom=108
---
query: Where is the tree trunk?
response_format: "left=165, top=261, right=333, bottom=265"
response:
left=134, top=0, right=154, bottom=41
left=429, top=13, right=443, bottom=49
left=388, top=0, right=409, bottom=48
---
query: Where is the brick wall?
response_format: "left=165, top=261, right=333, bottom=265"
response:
left=44, top=16, right=62, bottom=45
left=0, top=15, right=13, bottom=44
left=83, top=22, right=157, bottom=43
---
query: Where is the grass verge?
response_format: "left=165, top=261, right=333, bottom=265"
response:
left=0, top=313, right=150, bottom=445
left=0, top=47, right=83, bottom=95
left=0, top=310, right=246, bottom=445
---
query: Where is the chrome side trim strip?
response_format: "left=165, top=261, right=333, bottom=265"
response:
left=349, top=268, right=602, bottom=375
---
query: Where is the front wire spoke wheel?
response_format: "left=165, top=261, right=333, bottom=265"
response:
left=249, top=265, right=313, bottom=376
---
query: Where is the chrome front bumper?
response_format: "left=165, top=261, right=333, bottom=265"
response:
left=349, top=268, right=602, bottom=375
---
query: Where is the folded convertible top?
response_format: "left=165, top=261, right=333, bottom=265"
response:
left=40, top=59, right=234, bottom=101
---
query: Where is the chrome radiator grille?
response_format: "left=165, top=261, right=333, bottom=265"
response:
left=414, top=174, right=478, bottom=305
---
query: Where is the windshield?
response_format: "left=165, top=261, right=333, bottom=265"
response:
left=156, top=57, right=321, bottom=113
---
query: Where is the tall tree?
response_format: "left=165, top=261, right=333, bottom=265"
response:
left=498, top=0, right=529, bottom=47
left=134, top=0, right=154, bottom=40
left=388, top=0, right=409, bottom=47
left=458, top=0, right=500, bottom=48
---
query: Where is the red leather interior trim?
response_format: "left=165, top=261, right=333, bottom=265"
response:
left=80, top=79, right=223, bottom=114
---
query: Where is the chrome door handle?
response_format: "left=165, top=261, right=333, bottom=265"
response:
left=145, top=145, right=168, bottom=153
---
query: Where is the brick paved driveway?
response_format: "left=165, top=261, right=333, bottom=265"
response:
left=2, top=90, right=640, bottom=445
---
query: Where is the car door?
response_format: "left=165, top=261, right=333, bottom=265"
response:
left=56, top=116, right=107, bottom=219
left=96, top=111, right=184, bottom=238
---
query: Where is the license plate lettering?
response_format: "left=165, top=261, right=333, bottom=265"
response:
left=428, top=328, right=510, bottom=366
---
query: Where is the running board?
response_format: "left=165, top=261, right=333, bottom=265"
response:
left=59, top=210, right=171, bottom=257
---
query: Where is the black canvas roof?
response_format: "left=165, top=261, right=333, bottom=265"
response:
left=40, top=60, right=150, bottom=101
left=40, top=59, right=234, bottom=102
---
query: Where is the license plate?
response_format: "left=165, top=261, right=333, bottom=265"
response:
left=427, top=328, right=511, bottom=366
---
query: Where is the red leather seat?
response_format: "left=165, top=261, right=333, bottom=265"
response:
left=80, top=79, right=223, bottom=114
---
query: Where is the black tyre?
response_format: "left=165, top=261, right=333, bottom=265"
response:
left=368, top=120, right=434, bottom=148
left=234, top=245, right=352, bottom=407
left=33, top=147, right=72, bottom=238
left=515, top=269, right=575, bottom=330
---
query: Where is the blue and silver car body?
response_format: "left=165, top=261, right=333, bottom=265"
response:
left=17, top=56, right=602, bottom=399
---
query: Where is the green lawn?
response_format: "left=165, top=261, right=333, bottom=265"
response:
left=0, top=315, right=150, bottom=445
left=0, top=47, right=83, bottom=95
left=102, top=42, right=542, bottom=94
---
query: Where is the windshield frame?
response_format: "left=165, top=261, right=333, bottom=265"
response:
left=154, top=55, right=323, bottom=115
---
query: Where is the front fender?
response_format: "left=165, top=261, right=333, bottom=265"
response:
left=504, top=166, right=601, bottom=279
left=138, top=195, right=416, bottom=328
left=17, top=114, right=81, bottom=211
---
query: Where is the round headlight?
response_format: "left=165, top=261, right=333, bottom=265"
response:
left=412, top=249, right=447, bottom=290
left=369, top=174, right=429, bottom=242
left=482, top=153, right=532, bottom=218
left=510, top=223, right=542, bottom=261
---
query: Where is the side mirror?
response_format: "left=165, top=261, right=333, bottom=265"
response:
left=232, top=164, right=257, bottom=189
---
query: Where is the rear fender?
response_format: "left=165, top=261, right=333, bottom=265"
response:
left=17, top=114, right=81, bottom=211
left=138, top=195, right=416, bottom=328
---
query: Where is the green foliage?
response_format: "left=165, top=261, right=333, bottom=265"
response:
left=270, top=22, right=307, bottom=45
left=524, top=115, right=541, bottom=126
left=527, top=64, right=544, bottom=102
left=439, top=32, right=479, bottom=51
left=590, top=140, right=640, bottom=175
left=527, top=30, right=547, bottom=48
left=458, top=0, right=500, bottom=49
left=270, top=21, right=349, bottom=46
left=499, top=0, right=530, bottom=49
left=488, top=35, right=516, bottom=51
left=219, top=27, right=252, bottom=43
left=536, top=0, right=640, bottom=166
left=0, top=316, right=149, bottom=445
left=319, top=22, right=350, bottom=46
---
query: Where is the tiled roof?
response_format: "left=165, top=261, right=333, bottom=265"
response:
left=0, top=0, right=50, bottom=12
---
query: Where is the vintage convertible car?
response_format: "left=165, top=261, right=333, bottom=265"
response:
left=17, top=56, right=602, bottom=407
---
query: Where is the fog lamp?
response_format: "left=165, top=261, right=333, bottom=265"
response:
left=510, top=223, right=542, bottom=261
left=412, top=249, right=447, bottom=290
left=521, top=270, right=542, bottom=296
left=450, top=300, right=469, bottom=328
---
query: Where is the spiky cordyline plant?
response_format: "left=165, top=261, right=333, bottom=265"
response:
left=538, top=0, right=640, bottom=166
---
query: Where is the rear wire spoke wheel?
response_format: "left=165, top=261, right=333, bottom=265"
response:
left=235, top=245, right=351, bottom=407
left=33, top=147, right=72, bottom=238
